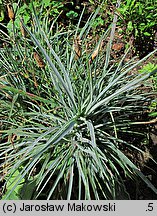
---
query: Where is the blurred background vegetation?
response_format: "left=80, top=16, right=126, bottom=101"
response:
left=0, top=0, right=157, bottom=56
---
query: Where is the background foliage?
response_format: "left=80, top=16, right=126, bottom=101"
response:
left=0, top=0, right=157, bottom=200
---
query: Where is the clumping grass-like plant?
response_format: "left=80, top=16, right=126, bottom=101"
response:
left=0, top=3, right=157, bottom=199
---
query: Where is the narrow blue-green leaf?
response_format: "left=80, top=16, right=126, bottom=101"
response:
left=47, top=162, right=67, bottom=200
left=86, top=72, right=154, bottom=115
left=21, top=21, right=77, bottom=111
left=67, top=163, right=74, bottom=200
left=97, top=49, right=157, bottom=102
left=86, top=120, right=97, bottom=147
left=117, top=149, right=157, bottom=194
left=75, top=151, right=90, bottom=199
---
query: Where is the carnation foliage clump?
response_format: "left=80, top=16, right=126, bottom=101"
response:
left=0, top=3, right=157, bottom=200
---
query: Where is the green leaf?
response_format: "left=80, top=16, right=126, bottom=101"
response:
left=127, top=21, right=133, bottom=31
left=2, top=170, right=24, bottom=200
left=143, top=32, right=151, bottom=36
